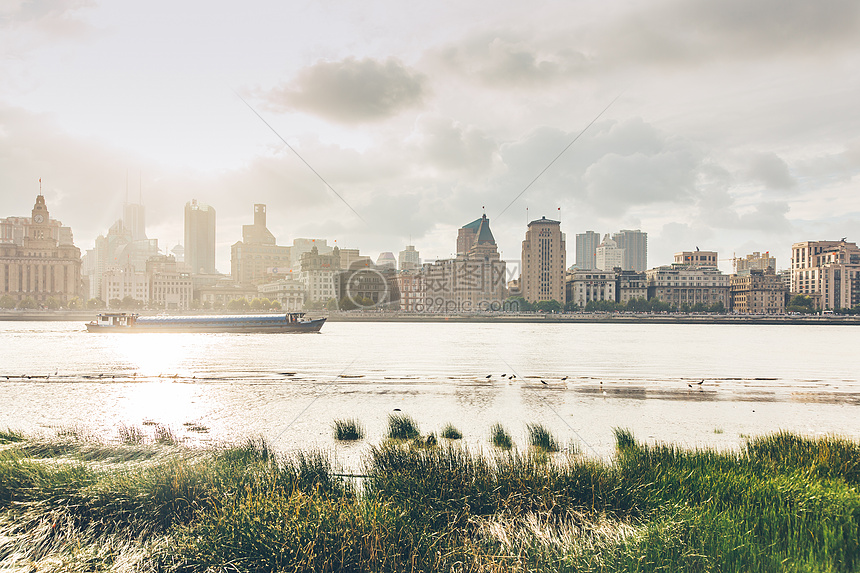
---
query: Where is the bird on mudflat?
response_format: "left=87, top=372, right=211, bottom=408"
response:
left=688, top=384, right=693, bottom=388
left=540, top=379, right=548, bottom=385
left=509, top=375, right=516, bottom=380
left=486, top=374, right=492, bottom=379
left=697, top=379, right=704, bottom=385
left=501, top=374, right=507, bottom=378
left=561, top=376, right=568, bottom=381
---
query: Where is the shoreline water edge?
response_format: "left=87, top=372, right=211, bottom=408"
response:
left=1, top=309, right=859, bottom=325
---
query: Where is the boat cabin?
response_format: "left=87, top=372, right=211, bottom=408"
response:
left=93, top=313, right=138, bottom=327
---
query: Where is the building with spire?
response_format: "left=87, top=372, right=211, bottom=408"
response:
left=595, top=234, right=623, bottom=271
left=230, top=204, right=292, bottom=285
left=520, top=216, right=566, bottom=304
left=422, top=214, right=507, bottom=312
left=0, top=195, right=81, bottom=306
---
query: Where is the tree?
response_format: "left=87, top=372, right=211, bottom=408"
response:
left=787, top=294, right=815, bottom=314
left=535, top=299, right=562, bottom=313
left=708, top=301, right=726, bottom=314
left=0, top=295, right=16, bottom=309
left=120, top=296, right=142, bottom=310
left=109, top=298, right=122, bottom=309
left=326, top=298, right=340, bottom=311
left=504, top=296, right=534, bottom=312
left=86, top=298, right=105, bottom=310
left=564, top=300, right=580, bottom=312
left=17, top=297, right=38, bottom=310
left=250, top=298, right=264, bottom=310
left=67, top=297, right=82, bottom=310
left=45, top=297, right=60, bottom=310
left=227, top=298, right=250, bottom=312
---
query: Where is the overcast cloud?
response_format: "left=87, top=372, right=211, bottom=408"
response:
left=1, top=0, right=859, bottom=272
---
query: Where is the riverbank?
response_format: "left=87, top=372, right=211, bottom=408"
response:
left=1, top=427, right=858, bottom=572
left=2, top=309, right=858, bottom=325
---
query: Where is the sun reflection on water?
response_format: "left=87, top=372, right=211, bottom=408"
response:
left=108, top=333, right=203, bottom=377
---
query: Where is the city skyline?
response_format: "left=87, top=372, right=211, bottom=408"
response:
left=1, top=1, right=859, bottom=273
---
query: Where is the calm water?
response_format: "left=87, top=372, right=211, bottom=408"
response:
left=1, top=320, right=859, bottom=465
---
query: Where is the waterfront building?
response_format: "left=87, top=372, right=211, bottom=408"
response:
left=617, top=270, right=648, bottom=304
left=291, top=238, right=332, bottom=272
left=184, top=199, right=217, bottom=275
left=398, top=245, right=420, bottom=271
left=574, top=230, right=601, bottom=270
left=338, top=265, right=399, bottom=309
left=520, top=216, right=566, bottom=304
left=791, top=240, right=860, bottom=310
left=730, top=268, right=785, bottom=314
left=102, top=266, right=149, bottom=306
left=147, top=255, right=192, bottom=310
left=257, top=278, right=306, bottom=311
left=0, top=195, right=81, bottom=306
left=565, top=269, right=616, bottom=308
left=196, top=280, right=259, bottom=308
left=170, top=243, right=185, bottom=264
left=613, top=230, right=647, bottom=272
left=646, top=265, right=729, bottom=309
left=423, top=215, right=506, bottom=312
left=595, top=234, right=623, bottom=271
left=230, top=204, right=292, bottom=286
left=300, top=246, right=341, bottom=303
left=339, top=248, right=372, bottom=270
left=376, top=252, right=397, bottom=270
left=394, top=270, right=424, bottom=312
left=673, top=250, right=718, bottom=268
left=736, top=251, right=777, bottom=273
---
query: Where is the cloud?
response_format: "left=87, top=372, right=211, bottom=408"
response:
left=411, top=115, right=497, bottom=173
left=746, top=152, right=797, bottom=191
left=259, top=57, right=427, bottom=124
left=429, top=30, right=590, bottom=87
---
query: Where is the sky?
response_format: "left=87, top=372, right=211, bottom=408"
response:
left=1, top=0, right=859, bottom=274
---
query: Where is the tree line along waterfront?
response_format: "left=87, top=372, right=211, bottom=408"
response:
left=1, top=423, right=859, bottom=571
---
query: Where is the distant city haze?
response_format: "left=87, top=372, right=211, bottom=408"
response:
left=0, top=0, right=858, bottom=275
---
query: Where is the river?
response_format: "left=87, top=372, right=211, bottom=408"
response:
left=1, top=320, right=858, bottom=465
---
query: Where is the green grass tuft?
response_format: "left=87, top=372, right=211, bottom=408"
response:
left=441, top=423, right=462, bottom=440
left=387, top=413, right=420, bottom=441
left=613, top=427, right=636, bottom=451
left=526, top=423, right=559, bottom=452
left=490, top=423, right=513, bottom=450
left=332, top=418, right=365, bottom=441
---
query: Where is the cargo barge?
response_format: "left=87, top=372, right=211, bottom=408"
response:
left=85, top=312, right=325, bottom=333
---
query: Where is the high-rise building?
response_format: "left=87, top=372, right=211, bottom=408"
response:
left=184, top=199, right=217, bottom=275
left=230, top=204, right=292, bottom=285
left=595, top=234, right=623, bottom=271
left=575, top=231, right=601, bottom=270
left=0, top=195, right=81, bottom=306
left=612, top=230, right=647, bottom=272
left=791, top=240, right=860, bottom=310
left=520, top=216, right=566, bottom=304
left=300, top=246, right=341, bottom=303
left=399, top=245, right=420, bottom=271
left=123, top=202, right=147, bottom=242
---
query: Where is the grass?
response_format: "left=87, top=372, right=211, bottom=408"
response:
left=387, top=413, right=420, bottom=440
left=441, top=423, right=462, bottom=440
left=2, top=427, right=860, bottom=572
left=333, top=418, right=365, bottom=441
left=491, top=423, right=513, bottom=450
left=526, top=423, right=559, bottom=452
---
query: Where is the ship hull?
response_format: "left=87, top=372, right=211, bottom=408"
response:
left=85, top=314, right=325, bottom=333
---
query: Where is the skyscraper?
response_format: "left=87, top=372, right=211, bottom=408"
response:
left=575, top=231, right=601, bottom=270
left=184, top=199, right=216, bottom=275
left=521, top=216, right=566, bottom=303
left=398, top=245, right=420, bottom=271
left=123, top=202, right=147, bottom=242
left=613, top=229, right=647, bottom=272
